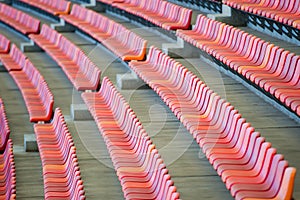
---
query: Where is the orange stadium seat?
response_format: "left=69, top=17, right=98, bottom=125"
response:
left=0, top=139, right=16, bottom=200
left=0, top=3, right=40, bottom=35
left=9, top=59, right=54, bottom=122
left=176, top=14, right=300, bottom=116
left=112, top=0, right=192, bottom=30
left=0, top=44, right=26, bottom=71
left=223, top=0, right=300, bottom=30
left=129, top=46, right=296, bottom=199
left=0, top=34, right=10, bottom=54
left=82, top=77, right=180, bottom=200
left=29, top=24, right=101, bottom=91
left=18, top=0, right=71, bottom=15
left=0, top=99, right=10, bottom=152
left=60, top=5, right=147, bottom=61
left=34, top=108, right=85, bottom=200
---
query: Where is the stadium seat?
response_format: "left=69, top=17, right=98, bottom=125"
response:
left=82, top=77, right=180, bottom=200
left=0, top=3, right=40, bottom=35
left=18, top=0, right=71, bottom=16
left=29, top=24, right=101, bottom=91
left=97, top=0, right=124, bottom=4
left=112, top=0, right=192, bottom=30
left=223, top=0, right=300, bottom=30
left=0, top=44, right=26, bottom=71
left=60, top=5, right=147, bottom=61
left=0, top=34, right=10, bottom=54
left=9, top=59, right=54, bottom=122
left=0, top=99, right=10, bottom=152
left=129, top=46, right=296, bottom=199
left=176, top=14, right=300, bottom=116
left=0, top=139, right=16, bottom=200
left=34, top=108, right=85, bottom=200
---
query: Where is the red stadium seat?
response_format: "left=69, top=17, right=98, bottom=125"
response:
left=34, top=108, right=85, bottom=200
left=0, top=3, right=40, bottom=35
left=18, top=0, right=71, bottom=15
left=129, top=46, right=296, bottom=200
left=223, top=0, right=300, bottom=30
left=0, top=34, right=10, bottom=54
left=29, top=24, right=101, bottom=91
left=10, top=59, right=54, bottom=122
left=0, top=99, right=10, bottom=152
left=82, top=77, right=180, bottom=200
left=60, top=5, right=147, bottom=61
left=0, top=44, right=26, bottom=71
left=112, top=0, right=192, bottom=30
left=0, top=139, right=16, bottom=200
left=176, top=14, right=300, bottom=116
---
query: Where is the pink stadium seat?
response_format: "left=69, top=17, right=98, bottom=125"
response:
left=0, top=34, right=10, bottom=54
left=129, top=46, right=296, bottom=200
left=176, top=14, right=300, bottom=116
left=29, top=24, right=101, bottom=91
left=60, top=5, right=147, bottom=61
left=18, top=0, right=71, bottom=15
left=0, top=44, right=26, bottom=71
left=97, top=0, right=124, bottom=4
left=0, top=99, right=10, bottom=152
left=82, top=77, right=180, bottom=200
left=0, top=3, right=40, bottom=35
left=0, top=139, right=16, bottom=200
left=223, top=0, right=300, bottom=29
left=9, top=59, right=54, bottom=122
left=34, top=108, right=85, bottom=200
left=113, top=0, right=192, bottom=30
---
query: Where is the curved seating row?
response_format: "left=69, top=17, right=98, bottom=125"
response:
left=223, top=0, right=300, bottom=30
left=10, top=59, right=54, bottom=123
left=17, top=0, right=71, bottom=16
left=112, top=0, right=192, bottom=30
left=129, top=46, right=297, bottom=200
left=0, top=44, right=54, bottom=122
left=82, top=77, right=180, bottom=200
left=0, top=139, right=16, bottom=200
left=34, top=108, right=85, bottom=200
left=97, top=0, right=124, bottom=4
left=0, top=44, right=26, bottom=71
left=177, top=14, right=300, bottom=117
left=60, top=4, right=147, bottom=61
left=29, top=24, right=101, bottom=91
left=0, top=34, right=10, bottom=54
left=0, top=3, right=40, bottom=35
left=0, top=99, right=10, bottom=152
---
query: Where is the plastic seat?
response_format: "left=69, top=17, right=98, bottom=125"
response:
left=60, top=5, right=147, bottom=61
left=0, top=44, right=26, bottom=71
left=176, top=14, right=300, bottom=117
left=0, top=99, right=10, bottom=152
left=18, top=0, right=71, bottom=16
left=223, top=0, right=300, bottom=29
left=34, top=108, right=85, bottom=200
left=0, top=139, right=16, bottom=200
left=10, top=59, right=54, bottom=122
left=0, top=34, right=10, bottom=54
left=82, top=77, right=180, bottom=200
left=128, top=46, right=297, bottom=199
left=29, top=24, right=101, bottom=91
left=113, top=0, right=192, bottom=30
left=0, top=3, right=40, bottom=35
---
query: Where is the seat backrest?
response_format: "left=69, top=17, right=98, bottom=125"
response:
left=0, top=34, right=10, bottom=53
left=0, top=99, right=10, bottom=152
